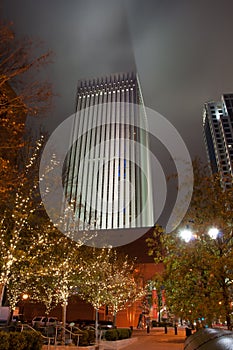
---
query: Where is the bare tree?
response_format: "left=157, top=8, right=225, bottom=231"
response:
left=0, top=20, right=53, bottom=205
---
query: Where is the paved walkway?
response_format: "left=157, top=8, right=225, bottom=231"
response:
left=122, top=327, right=186, bottom=350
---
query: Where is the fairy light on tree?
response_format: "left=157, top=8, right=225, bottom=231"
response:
left=105, top=252, right=145, bottom=327
left=0, top=137, right=44, bottom=307
left=22, top=218, right=86, bottom=344
left=78, top=248, right=112, bottom=344
left=78, top=248, right=145, bottom=342
left=0, top=20, right=53, bottom=208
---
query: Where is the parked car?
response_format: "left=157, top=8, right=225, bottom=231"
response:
left=32, top=316, right=58, bottom=327
left=98, top=320, right=114, bottom=330
left=12, top=314, right=25, bottom=323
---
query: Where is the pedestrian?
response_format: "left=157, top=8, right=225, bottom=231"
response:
left=146, top=316, right=150, bottom=333
left=137, top=313, right=143, bottom=329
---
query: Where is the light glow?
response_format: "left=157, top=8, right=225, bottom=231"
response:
left=22, top=293, right=29, bottom=300
left=208, top=227, right=219, bottom=240
left=180, top=229, right=193, bottom=243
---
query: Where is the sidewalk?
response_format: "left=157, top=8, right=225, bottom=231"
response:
left=121, top=327, right=186, bottom=350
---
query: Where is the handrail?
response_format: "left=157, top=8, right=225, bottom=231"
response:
left=21, top=324, right=55, bottom=347
left=57, top=324, right=83, bottom=337
left=20, top=323, right=84, bottom=347
left=55, top=324, right=83, bottom=346
left=71, top=325, right=84, bottom=332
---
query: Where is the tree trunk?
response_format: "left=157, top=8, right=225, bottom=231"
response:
left=61, top=301, right=68, bottom=344
left=95, top=308, right=99, bottom=345
left=113, top=310, right=117, bottom=328
left=222, top=281, right=232, bottom=330
left=0, top=284, right=5, bottom=307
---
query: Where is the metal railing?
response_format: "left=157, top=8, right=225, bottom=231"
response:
left=56, top=324, right=83, bottom=346
left=20, top=323, right=84, bottom=348
left=1, top=322, right=100, bottom=349
left=21, top=323, right=55, bottom=347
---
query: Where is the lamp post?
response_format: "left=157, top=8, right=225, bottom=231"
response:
left=208, top=228, right=219, bottom=240
left=179, top=228, right=193, bottom=243
left=207, top=227, right=232, bottom=330
left=21, top=293, right=29, bottom=321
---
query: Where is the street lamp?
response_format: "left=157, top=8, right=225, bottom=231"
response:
left=208, top=228, right=219, bottom=240
left=180, top=229, right=193, bottom=243
left=22, top=293, right=29, bottom=301
left=21, top=293, right=29, bottom=321
left=180, top=227, right=220, bottom=242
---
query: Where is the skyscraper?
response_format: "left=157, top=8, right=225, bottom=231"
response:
left=64, top=72, right=154, bottom=238
left=203, top=94, right=233, bottom=187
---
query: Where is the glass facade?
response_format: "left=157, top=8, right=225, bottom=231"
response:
left=203, top=95, right=233, bottom=188
left=63, top=72, right=154, bottom=231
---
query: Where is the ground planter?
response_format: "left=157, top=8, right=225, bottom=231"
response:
left=98, top=337, right=137, bottom=350
left=42, top=346, right=97, bottom=350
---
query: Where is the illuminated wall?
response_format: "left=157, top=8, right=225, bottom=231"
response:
left=64, top=72, right=154, bottom=231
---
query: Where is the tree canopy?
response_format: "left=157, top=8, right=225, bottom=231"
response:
left=0, top=20, right=53, bottom=205
left=147, top=162, right=233, bottom=329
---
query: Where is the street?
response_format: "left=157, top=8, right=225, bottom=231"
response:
left=122, top=327, right=186, bottom=350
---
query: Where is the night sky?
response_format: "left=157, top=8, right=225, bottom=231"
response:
left=3, top=0, right=233, bottom=161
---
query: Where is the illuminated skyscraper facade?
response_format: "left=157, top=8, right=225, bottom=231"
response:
left=203, top=94, right=233, bottom=187
left=64, top=72, right=154, bottom=233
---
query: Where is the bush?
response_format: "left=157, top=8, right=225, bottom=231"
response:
left=22, top=330, right=43, bottom=350
left=0, top=332, right=9, bottom=350
left=105, top=329, right=118, bottom=341
left=72, top=328, right=95, bottom=346
left=9, top=332, right=27, bottom=350
left=105, top=328, right=131, bottom=341
left=117, top=328, right=131, bottom=340
left=87, top=329, right=95, bottom=344
left=76, top=330, right=89, bottom=346
left=0, top=330, right=43, bottom=350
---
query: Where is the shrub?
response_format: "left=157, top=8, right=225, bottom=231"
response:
left=117, top=328, right=131, bottom=339
left=87, top=329, right=95, bottom=344
left=105, top=328, right=132, bottom=341
left=22, top=330, right=43, bottom=350
left=0, top=332, right=9, bottom=350
left=105, top=329, right=118, bottom=341
left=72, top=329, right=95, bottom=346
left=9, top=332, right=26, bottom=350
left=76, top=330, right=89, bottom=346
left=0, top=330, right=43, bottom=350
